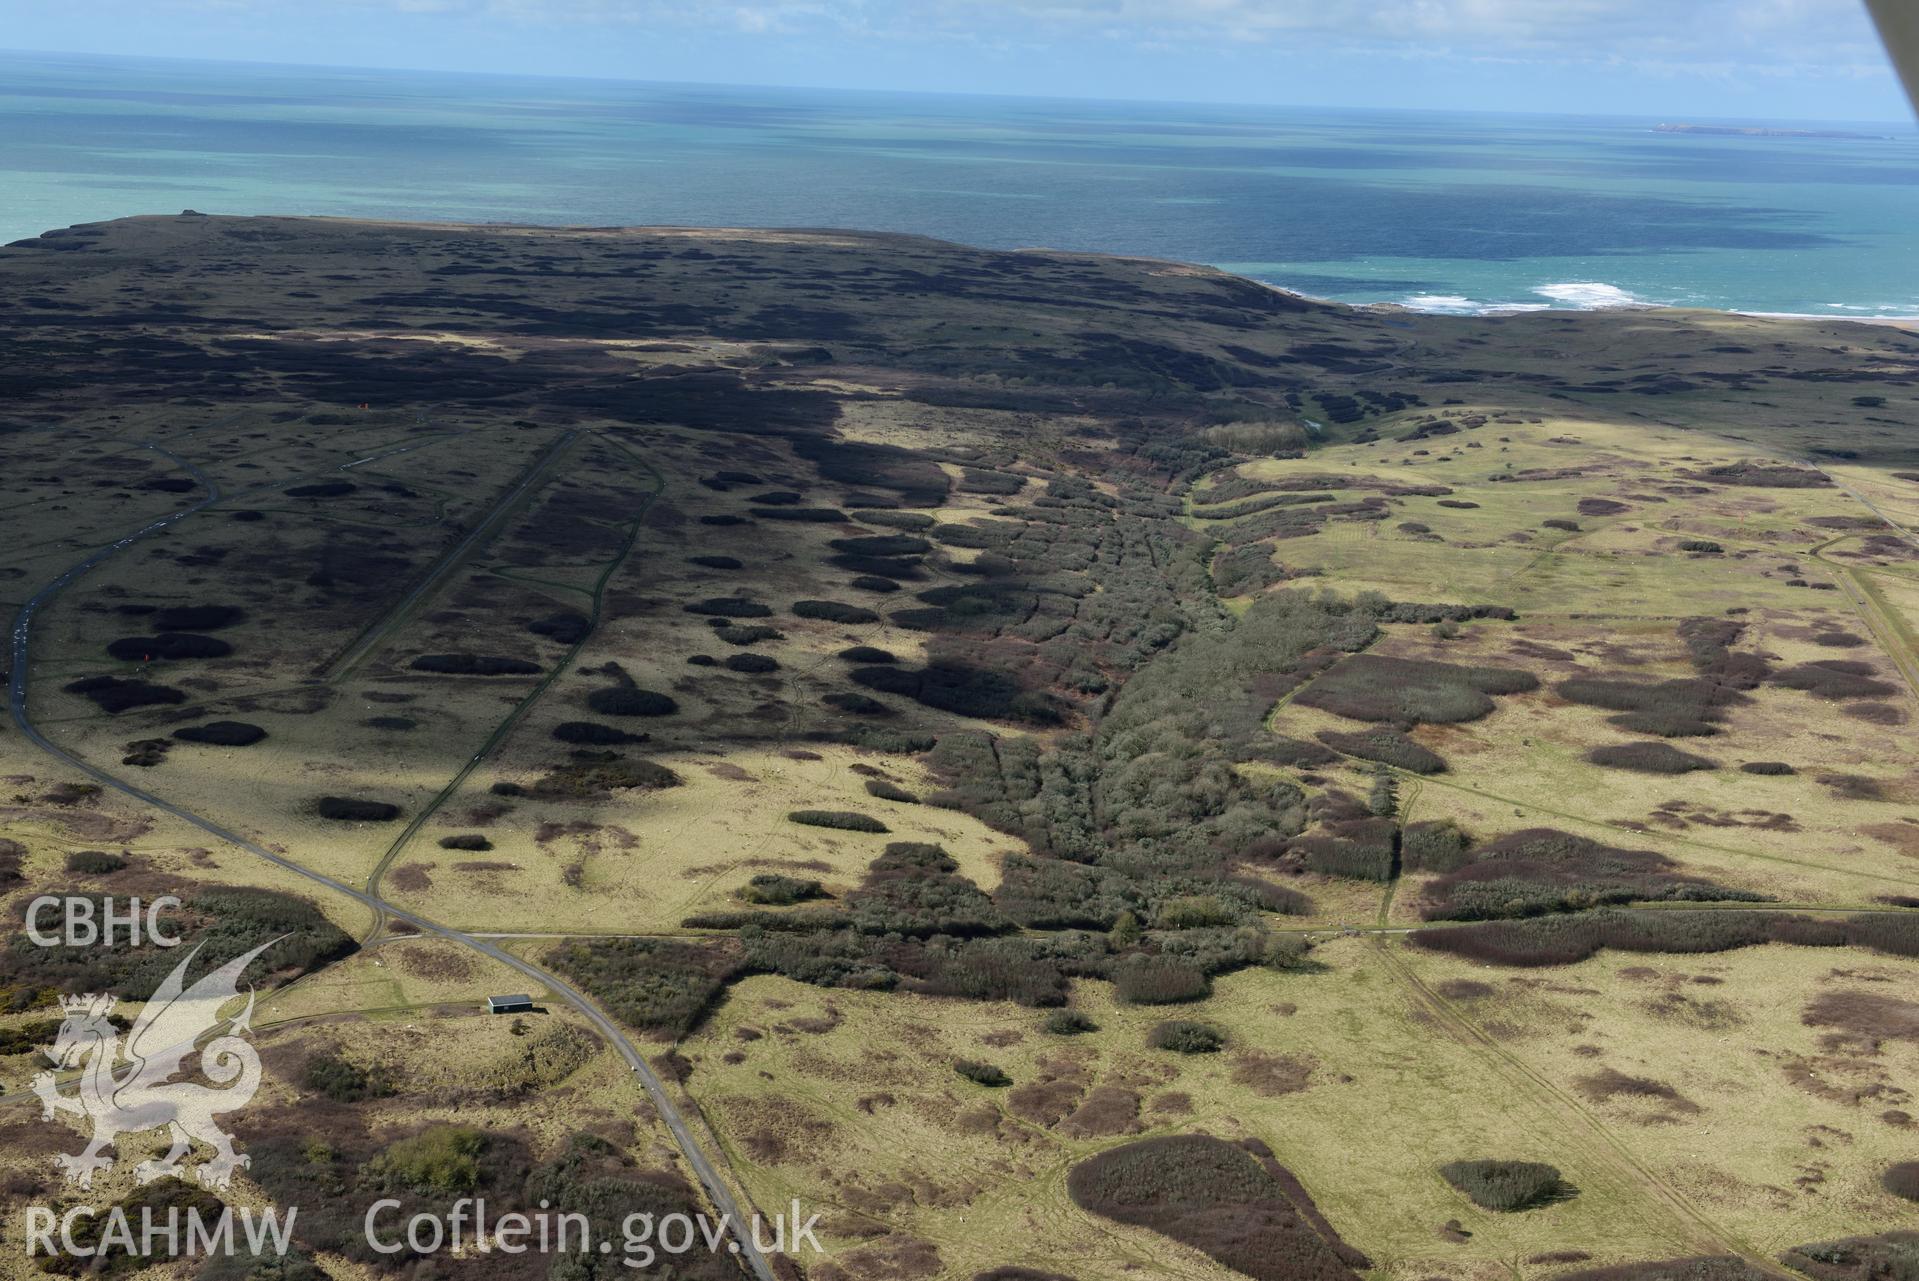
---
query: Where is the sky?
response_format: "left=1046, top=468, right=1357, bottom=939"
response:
left=2, top=0, right=1912, bottom=121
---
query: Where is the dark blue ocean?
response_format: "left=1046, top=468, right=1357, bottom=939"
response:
left=4, top=48, right=1917, bottom=316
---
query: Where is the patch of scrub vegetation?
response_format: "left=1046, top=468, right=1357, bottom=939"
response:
left=1417, top=827, right=1763, bottom=921
left=586, top=686, right=678, bottom=717
left=409, top=653, right=541, bottom=675
left=63, top=675, right=186, bottom=712
left=682, top=597, right=773, bottom=618
left=1438, top=1159, right=1570, bottom=1211
left=1412, top=907, right=1919, bottom=966
left=955, top=1058, right=1011, bottom=1086
left=1148, top=1019, right=1226, bottom=1053
left=1587, top=741, right=1718, bottom=773
left=551, top=720, right=647, bottom=745
left=107, top=632, right=233, bottom=661
left=1066, top=1135, right=1368, bottom=1281
left=793, top=598, right=880, bottom=624
left=1316, top=727, right=1447, bottom=773
left=171, top=720, right=267, bottom=746
left=303, top=1051, right=396, bottom=1103
left=530, top=757, right=680, bottom=798
left=1294, top=653, right=1537, bottom=725
left=549, top=937, right=740, bottom=1036
left=315, top=796, right=402, bottom=822
left=64, top=849, right=127, bottom=874
left=788, top=809, right=889, bottom=833
left=0, top=885, right=353, bottom=998
left=739, top=874, right=824, bottom=905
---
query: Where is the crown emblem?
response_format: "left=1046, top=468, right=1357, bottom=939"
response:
left=59, top=993, right=117, bottom=1019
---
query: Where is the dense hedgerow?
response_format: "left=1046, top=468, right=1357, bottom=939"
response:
left=788, top=809, right=889, bottom=833
left=1438, top=1160, right=1568, bottom=1211
left=1411, top=907, right=1919, bottom=967
left=1588, top=742, right=1717, bottom=774
left=1149, top=1020, right=1226, bottom=1053
left=1066, top=1136, right=1367, bottom=1281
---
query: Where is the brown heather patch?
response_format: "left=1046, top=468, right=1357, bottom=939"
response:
left=1056, top=1086, right=1142, bottom=1138
left=1232, top=1051, right=1315, bottom=1097
left=1574, top=1068, right=1701, bottom=1118
left=1803, top=991, right=1919, bottom=1043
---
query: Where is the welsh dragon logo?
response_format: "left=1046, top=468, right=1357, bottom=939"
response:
left=32, top=939, right=276, bottom=1190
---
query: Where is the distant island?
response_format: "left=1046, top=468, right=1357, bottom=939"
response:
left=1654, top=122, right=1894, bottom=140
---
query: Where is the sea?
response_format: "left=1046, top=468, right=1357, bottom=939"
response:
left=5, top=48, right=1919, bottom=318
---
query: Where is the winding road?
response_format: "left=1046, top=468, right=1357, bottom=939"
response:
left=5, top=431, right=780, bottom=1281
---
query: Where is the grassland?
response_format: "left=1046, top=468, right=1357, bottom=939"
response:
left=1, top=213, right=1917, bottom=1279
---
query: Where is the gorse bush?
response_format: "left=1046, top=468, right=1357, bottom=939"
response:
left=788, top=809, right=889, bottom=833
left=1438, top=1159, right=1568, bottom=1211
left=1881, top=1162, right=1919, bottom=1202
left=955, top=1058, right=1011, bottom=1087
left=1113, top=954, right=1210, bottom=1004
left=586, top=687, right=678, bottom=717
left=739, top=874, right=824, bottom=906
left=1045, top=1009, right=1097, bottom=1035
left=1317, top=728, right=1446, bottom=774
left=1401, top=819, right=1473, bottom=872
left=303, top=1052, right=395, bottom=1103
left=1149, top=1020, right=1226, bottom=1053
left=1587, top=742, right=1717, bottom=774
left=794, top=599, right=880, bottom=624
left=368, top=1125, right=484, bottom=1195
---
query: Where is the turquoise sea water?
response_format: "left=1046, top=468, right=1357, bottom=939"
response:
left=4, top=49, right=1918, bottom=316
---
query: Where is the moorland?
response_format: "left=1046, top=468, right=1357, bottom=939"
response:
left=1, top=213, right=1918, bottom=1281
